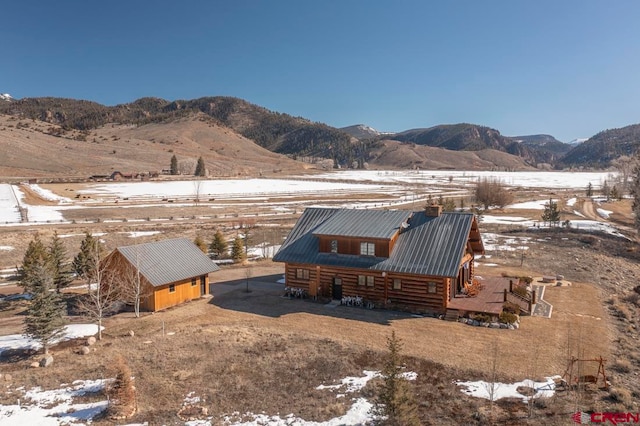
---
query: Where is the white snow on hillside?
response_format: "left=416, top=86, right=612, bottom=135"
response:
left=596, top=208, right=612, bottom=219
left=26, top=184, right=72, bottom=203
left=0, top=93, right=13, bottom=101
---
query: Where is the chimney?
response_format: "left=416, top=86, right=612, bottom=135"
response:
left=425, top=204, right=442, bottom=217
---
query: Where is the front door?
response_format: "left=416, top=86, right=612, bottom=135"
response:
left=332, top=277, right=342, bottom=300
left=200, top=275, right=206, bottom=296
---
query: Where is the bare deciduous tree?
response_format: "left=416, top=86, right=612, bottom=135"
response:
left=115, top=248, right=152, bottom=318
left=474, top=177, right=514, bottom=210
left=75, top=246, right=120, bottom=340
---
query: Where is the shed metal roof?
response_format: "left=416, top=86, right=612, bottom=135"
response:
left=116, top=238, right=220, bottom=287
left=273, top=208, right=483, bottom=278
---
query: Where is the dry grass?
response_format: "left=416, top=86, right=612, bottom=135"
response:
left=0, top=260, right=618, bottom=424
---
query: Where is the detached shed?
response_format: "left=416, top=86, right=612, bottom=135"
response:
left=104, top=238, right=220, bottom=312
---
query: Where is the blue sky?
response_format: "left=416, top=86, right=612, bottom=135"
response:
left=3, top=1, right=639, bottom=142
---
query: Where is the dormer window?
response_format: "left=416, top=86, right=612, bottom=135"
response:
left=330, top=239, right=338, bottom=253
left=360, top=241, right=375, bottom=256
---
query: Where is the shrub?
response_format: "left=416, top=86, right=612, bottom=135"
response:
left=502, top=302, right=521, bottom=314
left=473, top=313, right=491, bottom=323
left=512, top=286, right=529, bottom=299
left=499, top=311, right=518, bottom=324
left=519, top=276, right=533, bottom=285
left=611, top=359, right=632, bottom=374
left=609, top=387, right=633, bottom=407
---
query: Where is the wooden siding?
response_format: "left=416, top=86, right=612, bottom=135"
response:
left=317, top=236, right=391, bottom=258
left=284, top=263, right=447, bottom=314
left=149, top=275, right=208, bottom=312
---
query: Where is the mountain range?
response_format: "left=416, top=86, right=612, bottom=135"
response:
left=0, top=94, right=637, bottom=178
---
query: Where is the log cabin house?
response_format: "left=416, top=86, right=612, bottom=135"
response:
left=103, top=238, right=220, bottom=312
left=273, top=206, right=485, bottom=315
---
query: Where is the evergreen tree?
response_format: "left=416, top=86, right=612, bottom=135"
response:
left=72, top=232, right=103, bottom=284
left=231, top=236, right=246, bottom=263
left=24, top=261, right=67, bottom=354
left=442, top=198, right=456, bottom=212
left=49, top=232, right=73, bottom=293
left=194, top=156, right=206, bottom=176
left=107, top=356, right=136, bottom=419
left=209, top=230, right=228, bottom=259
left=170, top=154, right=178, bottom=175
left=611, top=185, right=620, bottom=201
left=541, top=198, right=561, bottom=227
left=373, top=331, right=420, bottom=426
left=194, top=235, right=207, bottom=253
left=586, top=182, right=593, bottom=197
left=20, top=234, right=49, bottom=293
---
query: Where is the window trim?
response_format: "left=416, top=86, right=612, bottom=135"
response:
left=360, top=241, right=375, bottom=256
left=169, top=283, right=176, bottom=293
left=330, top=239, right=338, bottom=253
left=191, top=277, right=197, bottom=287
left=358, top=275, right=375, bottom=287
left=393, top=279, right=402, bottom=290
left=296, top=268, right=310, bottom=280
left=427, top=281, right=437, bottom=294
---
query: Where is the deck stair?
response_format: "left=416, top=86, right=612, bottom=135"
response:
left=444, top=309, right=459, bottom=322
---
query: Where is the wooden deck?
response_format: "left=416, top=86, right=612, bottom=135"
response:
left=447, top=276, right=510, bottom=315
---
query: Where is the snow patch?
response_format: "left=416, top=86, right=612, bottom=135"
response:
left=456, top=376, right=559, bottom=402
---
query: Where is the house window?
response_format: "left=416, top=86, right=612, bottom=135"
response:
left=427, top=282, right=437, bottom=294
left=191, top=277, right=197, bottom=286
left=360, top=242, right=375, bottom=256
left=296, top=268, right=310, bottom=280
left=393, top=279, right=402, bottom=290
left=358, top=275, right=374, bottom=287
left=169, top=284, right=176, bottom=293
left=330, top=239, right=338, bottom=253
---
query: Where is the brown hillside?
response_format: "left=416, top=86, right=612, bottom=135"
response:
left=368, top=140, right=534, bottom=170
left=0, top=113, right=309, bottom=180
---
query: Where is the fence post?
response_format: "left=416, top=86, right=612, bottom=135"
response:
left=509, top=280, right=513, bottom=292
left=532, top=289, right=536, bottom=304
left=503, top=289, right=507, bottom=302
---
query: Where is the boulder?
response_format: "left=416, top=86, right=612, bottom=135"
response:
left=128, top=330, right=135, bottom=337
left=80, top=346, right=91, bottom=355
left=87, top=336, right=96, bottom=346
left=30, top=362, right=40, bottom=368
left=499, top=323, right=508, bottom=329
left=472, top=320, right=480, bottom=326
left=39, top=354, right=54, bottom=368
left=489, top=322, right=500, bottom=329
left=513, top=322, right=520, bottom=330
left=3, top=373, right=11, bottom=382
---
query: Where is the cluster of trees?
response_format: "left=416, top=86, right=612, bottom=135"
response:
left=169, top=154, right=206, bottom=176
left=193, top=230, right=246, bottom=263
left=473, top=177, right=514, bottom=210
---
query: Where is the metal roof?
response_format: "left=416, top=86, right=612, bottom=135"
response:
left=273, top=208, right=482, bottom=278
left=116, top=238, right=220, bottom=287
left=312, top=209, right=412, bottom=239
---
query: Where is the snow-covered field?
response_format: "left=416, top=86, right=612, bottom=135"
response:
left=0, top=324, right=102, bottom=357
left=0, top=171, right=619, bottom=227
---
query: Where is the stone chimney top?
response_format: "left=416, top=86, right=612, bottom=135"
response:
left=425, top=204, right=442, bottom=217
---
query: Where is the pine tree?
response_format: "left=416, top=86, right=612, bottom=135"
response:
left=541, top=198, right=561, bottom=227
left=209, top=230, right=228, bottom=259
left=231, top=236, right=245, bottom=263
left=194, top=235, right=207, bottom=254
left=194, top=156, right=206, bottom=177
left=24, top=261, right=67, bottom=354
left=73, top=232, right=103, bottom=284
left=49, top=232, right=73, bottom=293
left=107, top=356, right=136, bottom=419
left=442, top=198, right=456, bottom=212
left=170, top=154, right=178, bottom=175
left=20, top=234, right=49, bottom=293
left=611, top=185, right=620, bottom=201
left=374, top=331, right=420, bottom=426
left=586, top=182, right=593, bottom=197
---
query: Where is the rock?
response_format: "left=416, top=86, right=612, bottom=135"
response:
left=80, top=346, right=91, bottom=355
left=3, top=373, right=11, bottom=382
left=128, top=330, right=135, bottom=337
left=30, top=362, right=40, bottom=368
left=499, top=323, right=508, bottom=329
left=39, top=354, right=53, bottom=368
left=489, top=322, right=500, bottom=328
left=87, top=336, right=96, bottom=346
left=513, top=322, right=520, bottom=330
left=459, top=318, right=467, bottom=324
left=472, top=320, right=480, bottom=326
left=508, top=324, right=515, bottom=330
